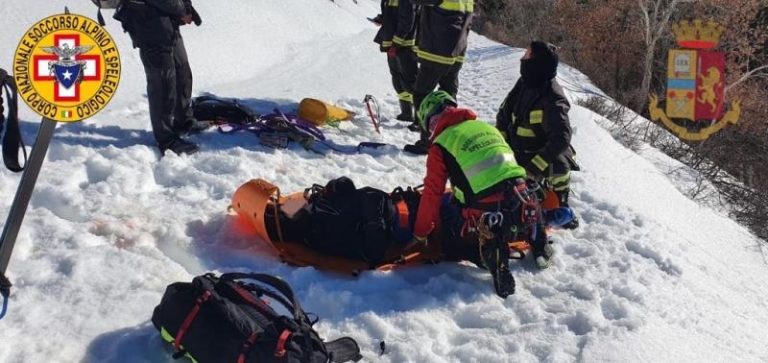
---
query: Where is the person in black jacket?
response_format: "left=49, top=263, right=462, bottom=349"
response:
left=403, top=0, right=474, bottom=155
left=496, top=41, right=580, bottom=229
left=373, top=0, right=419, bottom=122
left=114, top=0, right=207, bottom=155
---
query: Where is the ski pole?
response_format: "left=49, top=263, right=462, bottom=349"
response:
left=0, top=117, right=58, bottom=320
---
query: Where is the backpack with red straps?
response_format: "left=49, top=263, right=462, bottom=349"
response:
left=151, top=272, right=362, bottom=363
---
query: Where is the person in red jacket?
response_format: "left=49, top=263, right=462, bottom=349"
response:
left=409, top=91, right=547, bottom=298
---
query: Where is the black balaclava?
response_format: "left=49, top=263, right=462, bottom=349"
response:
left=520, top=40, right=559, bottom=87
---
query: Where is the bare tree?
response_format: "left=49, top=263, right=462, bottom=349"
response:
left=635, top=0, right=683, bottom=111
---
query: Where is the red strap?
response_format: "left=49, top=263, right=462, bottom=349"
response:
left=459, top=208, right=484, bottom=237
left=173, top=290, right=212, bottom=352
left=476, top=192, right=505, bottom=204
left=395, top=200, right=409, bottom=228
left=237, top=332, right=260, bottom=363
left=274, top=330, right=292, bottom=358
left=231, top=284, right=276, bottom=317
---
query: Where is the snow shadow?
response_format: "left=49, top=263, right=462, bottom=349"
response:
left=466, top=44, right=519, bottom=61
left=179, top=214, right=529, bottom=324
left=81, top=322, right=170, bottom=363
left=17, top=96, right=318, bottom=154
left=185, top=213, right=284, bottom=274
left=79, top=212, right=550, bottom=361
left=18, top=120, right=156, bottom=150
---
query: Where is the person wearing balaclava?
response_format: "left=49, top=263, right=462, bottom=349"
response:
left=496, top=41, right=580, bottom=238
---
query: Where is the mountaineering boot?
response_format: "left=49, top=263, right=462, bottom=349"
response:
left=403, top=139, right=429, bottom=155
left=160, top=137, right=199, bottom=156
left=560, top=216, right=580, bottom=230
left=480, top=242, right=515, bottom=298
left=534, top=239, right=555, bottom=270
left=396, top=100, right=414, bottom=122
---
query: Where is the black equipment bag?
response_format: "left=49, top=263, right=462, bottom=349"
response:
left=152, top=272, right=362, bottom=363
left=192, top=95, right=258, bottom=125
left=299, top=177, right=396, bottom=266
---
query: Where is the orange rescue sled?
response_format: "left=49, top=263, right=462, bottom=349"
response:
left=231, top=179, right=546, bottom=275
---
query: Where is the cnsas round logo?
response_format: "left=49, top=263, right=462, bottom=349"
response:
left=13, top=14, right=121, bottom=122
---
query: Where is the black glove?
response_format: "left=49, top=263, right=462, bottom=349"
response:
left=0, top=273, right=11, bottom=297
left=181, top=0, right=202, bottom=26
left=189, top=4, right=202, bottom=26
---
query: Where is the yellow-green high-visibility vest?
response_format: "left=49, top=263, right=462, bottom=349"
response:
left=434, top=120, right=526, bottom=203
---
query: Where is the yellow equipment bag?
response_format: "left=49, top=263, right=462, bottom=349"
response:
left=298, top=98, right=355, bottom=126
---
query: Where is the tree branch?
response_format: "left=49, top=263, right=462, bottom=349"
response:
left=726, top=64, right=768, bottom=92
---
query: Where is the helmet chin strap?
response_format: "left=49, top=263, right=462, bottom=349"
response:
left=428, top=115, right=439, bottom=133
left=427, top=106, right=451, bottom=139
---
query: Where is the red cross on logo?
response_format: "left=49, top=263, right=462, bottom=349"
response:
left=33, top=34, right=101, bottom=102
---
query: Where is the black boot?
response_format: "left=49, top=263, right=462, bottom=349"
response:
left=534, top=240, right=555, bottom=269
left=407, top=121, right=422, bottom=132
left=403, top=138, right=429, bottom=155
left=531, top=229, right=554, bottom=269
left=396, top=100, right=413, bottom=122
left=561, top=216, right=579, bottom=230
left=160, top=137, right=199, bottom=156
left=480, top=242, right=515, bottom=298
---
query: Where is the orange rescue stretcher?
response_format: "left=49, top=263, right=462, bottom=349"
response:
left=230, top=179, right=558, bottom=275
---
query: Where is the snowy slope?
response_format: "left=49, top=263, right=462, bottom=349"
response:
left=1, top=1, right=767, bottom=362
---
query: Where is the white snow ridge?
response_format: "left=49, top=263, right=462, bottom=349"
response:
left=1, top=1, right=767, bottom=362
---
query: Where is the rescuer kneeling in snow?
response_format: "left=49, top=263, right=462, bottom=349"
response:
left=408, top=91, right=554, bottom=298
left=496, top=41, right=580, bottom=230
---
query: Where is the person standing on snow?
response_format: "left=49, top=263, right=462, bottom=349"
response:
left=114, top=0, right=209, bottom=156
left=403, top=0, right=474, bottom=155
left=373, top=0, right=419, bottom=122
left=408, top=91, right=554, bottom=298
left=496, top=41, right=580, bottom=230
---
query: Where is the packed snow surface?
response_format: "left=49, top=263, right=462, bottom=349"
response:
left=0, top=1, right=766, bottom=362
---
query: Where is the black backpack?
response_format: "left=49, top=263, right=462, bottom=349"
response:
left=298, top=177, right=396, bottom=266
left=152, top=272, right=362, bottom=363
left=192, top=95, right=258, bottom=125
